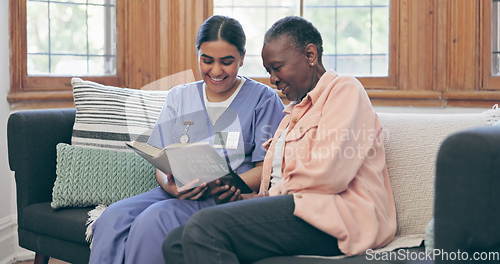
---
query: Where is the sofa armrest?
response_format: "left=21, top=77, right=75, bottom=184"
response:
left=7, top=108, right=75, bottom=226
left=435, top=125, right=500, bottom=255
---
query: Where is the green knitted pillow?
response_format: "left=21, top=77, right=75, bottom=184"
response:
left=51, top=143, right=157, bottom=209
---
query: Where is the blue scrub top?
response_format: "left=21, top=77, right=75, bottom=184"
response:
left=147, top=77, right=285, bottom=175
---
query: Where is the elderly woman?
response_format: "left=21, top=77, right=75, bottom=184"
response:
left=163, top=16, right=396, bottom=263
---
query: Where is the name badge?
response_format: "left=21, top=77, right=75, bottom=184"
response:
left=214, top=131, right=240, bottom=149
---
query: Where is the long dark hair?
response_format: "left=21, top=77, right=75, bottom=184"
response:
left=196, top=15, right=246, bottom=55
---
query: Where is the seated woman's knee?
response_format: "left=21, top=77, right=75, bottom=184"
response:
left=182, top=208, right=225, bottom=244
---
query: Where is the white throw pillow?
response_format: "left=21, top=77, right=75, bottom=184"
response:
left=71, top=78, right=169, bottom=150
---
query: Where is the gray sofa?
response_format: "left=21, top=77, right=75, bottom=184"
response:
left=7, top=108, right=500, bottom=263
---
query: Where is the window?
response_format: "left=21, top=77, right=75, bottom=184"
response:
left=9, top=0, right=211, bottom=108
left=213, top=0, right=391, bottom=79
left=304, top=0, right=390, bottom=77
left=9, top=0, right=126, bottom=107
left=493, top=0, right=500, bottom=76
left=27, top=0, right=116, bottom=76
left=10, top=0, right=500, bottom=108
left=481, top=0, right=500, bottom=91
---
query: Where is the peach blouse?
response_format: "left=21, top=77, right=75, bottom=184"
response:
left=259, top=71, right=397, bottom=255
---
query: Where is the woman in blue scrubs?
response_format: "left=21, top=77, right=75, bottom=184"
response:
left=89, top=15, right=284, bottom=264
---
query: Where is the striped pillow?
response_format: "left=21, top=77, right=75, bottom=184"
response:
left=71, top=78, right=169, bottom=150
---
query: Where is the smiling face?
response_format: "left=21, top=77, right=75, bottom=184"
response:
left=262, top=35, right=314, bottom=101
left=198, top=40, right=244, bottom=101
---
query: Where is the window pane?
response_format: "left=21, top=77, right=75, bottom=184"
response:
left=48, top=0, right=86, bottom=3
left=309, top=0, right=377, bottom=6
left=305, top=0, right=389, bottom=76
left=34, top=0, right=116, bottom=5
left=304, top=6, right=336, bottom=65
left=372, top=54, right=389, bottom=77
left=88, top=5, right=116, bottom=55
left=50, top=3, right=87, bottom=54
left=51, top=55, right=87, bottom=75
left=28, top=54, right=50, bottom=75
left=89, top=56, right=116, bottom=76
left=214, top=0, right=300, bottom=78
left=372, top=6, right=390, bottom=54
left=26, top=0, right=117, bottom=76
left=336, top=55, right=372, bottom=76
left=214, top=0, right=389, bottom=78
left=492, top=0, right=500, bottom=76
left=337, top=7, right=372, bottom=54
left=27, top=1, right=49, bottom=53
left=372, top=0, right=390, bottom=5
left=88, top=0, right=116, bottom=4
left=337, top=0, right=378, bottom=6
left=240, top=55, right=267, bottom=77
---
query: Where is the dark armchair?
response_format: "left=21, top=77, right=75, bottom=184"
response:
left=8, top=108, right=90, bottom=264
left=435, top=125, right=500, bottom=263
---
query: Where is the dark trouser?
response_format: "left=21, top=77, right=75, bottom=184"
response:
left=163, top=195, right=341, bottom=264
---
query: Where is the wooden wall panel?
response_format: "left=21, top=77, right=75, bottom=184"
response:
left=434, top=0, right=449, bottom=93
left=447, top=0, right=480, bottom=91
left=124, top=0, right=161, bottom=89
left=124, top=0, right=211, bottom=90
left=162, top=0, right=212, bottom=80
left=398, top=0, right=435, bottom=91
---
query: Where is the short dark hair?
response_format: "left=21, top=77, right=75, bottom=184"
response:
left=196, top=15, right=246, bottom=55
left=264, top=16, right=323, bottom=58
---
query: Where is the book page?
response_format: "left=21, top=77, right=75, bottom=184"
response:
left=165, top=143, right=230, bottom=189
left=126, top=141, right=172, bottom=175
left=126, top=141, right=161, bottom=157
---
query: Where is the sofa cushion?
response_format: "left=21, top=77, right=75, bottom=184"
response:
left=377, top=109, right=499, bottom=249
left=51, top=143, right=157, bottom=208
left=71, top=77, right=168, bottom=150
left=23, top=202, right=91, bottom=245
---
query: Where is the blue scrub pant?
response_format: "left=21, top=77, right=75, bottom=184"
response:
left=89, top=187, right=216, bottom=264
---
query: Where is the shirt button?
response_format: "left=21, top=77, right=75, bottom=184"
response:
left=291, top=117, right=298, bottom=123
left=295, top=194, right=303, bottom=199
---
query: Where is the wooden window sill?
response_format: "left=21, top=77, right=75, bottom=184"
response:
left=7, top=91, right=74, bottom=110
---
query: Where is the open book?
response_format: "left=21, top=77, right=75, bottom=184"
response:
left=126, top=141, right=252, bottom=193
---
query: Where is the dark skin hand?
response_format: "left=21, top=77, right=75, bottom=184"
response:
left=155, top=160, right=264, bottom=202
left=156, top=170, right=250, bottom=202
left=208, top=179, right=242, bottom=204
left=208, top=162, right=264, bottom=203
left=156, top=170, right=208, bottom=200
left=210, top=181, right=269, bottom=203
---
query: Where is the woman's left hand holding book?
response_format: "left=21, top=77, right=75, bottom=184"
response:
left=156, top=169, right=243, bottom=202
left=155, top=170, right=208, bottom=200
left=208, top=179, right=242, bottom=204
